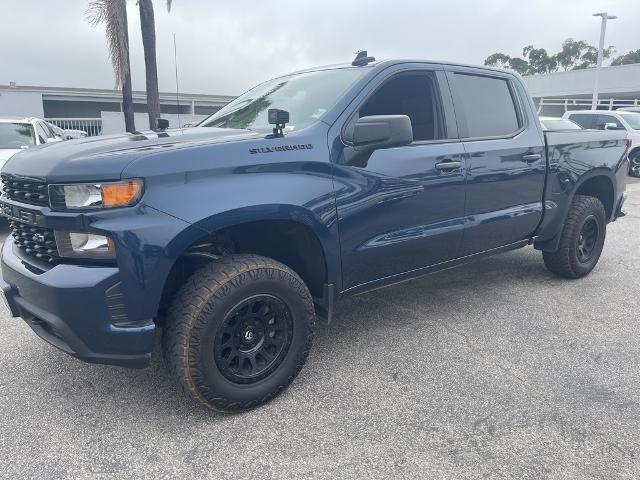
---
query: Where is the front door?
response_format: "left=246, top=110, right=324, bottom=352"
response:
left=330, top=68, right=467, bottom=291
left=446, top=68, right=546, bottom=255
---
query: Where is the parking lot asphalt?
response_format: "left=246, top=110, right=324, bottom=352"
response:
left=1, top=182, right=640, bottom=480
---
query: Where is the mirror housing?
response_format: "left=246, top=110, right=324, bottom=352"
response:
left=157, top=118, right=169, bottom=130
left=352, top=115, right=413, bottom=150
left=604, top=122, right=622, bottom=130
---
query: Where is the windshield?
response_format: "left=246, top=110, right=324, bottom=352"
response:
left=619, top=113, right=640, bottom=130
left=0, top=123, right=35, bottom=149
left=200, top=68, right=366, bottom=132
left=541, top=118, right=582, bottom=130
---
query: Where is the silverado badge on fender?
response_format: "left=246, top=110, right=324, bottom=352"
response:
left=249, top=144, right=314, bottom=154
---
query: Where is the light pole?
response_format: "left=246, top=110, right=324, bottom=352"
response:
left=591, top=12, right=616, bottom=110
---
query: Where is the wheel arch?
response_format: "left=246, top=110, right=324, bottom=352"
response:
left=572, top=172, right=615, bottom=220
left=534, top=169, right=616, bottom=252
left=156, top=204, right=340, bottom=321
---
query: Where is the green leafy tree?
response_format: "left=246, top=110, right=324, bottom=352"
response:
left=555, top=39, right=590, bottom=70
left=611, top=49, right=640, bottom=66
left=508, top=58, right=530, bottom=75
left=522, top=45, right=557, bottom=74
left=484, top=53, right=511, bottom=69
left=484, top=53, right=530, bottom=75
left=575, top=44, right=615, bottom=69
left=485, top=38, right=617, bottom=75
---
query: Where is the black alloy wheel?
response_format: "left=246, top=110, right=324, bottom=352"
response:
left=576, top=215, right=599, bottom=264
left=214, top=294, right=293, bottom=384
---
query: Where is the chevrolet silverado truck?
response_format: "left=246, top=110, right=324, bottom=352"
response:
left=0, top=55, right=628, bottom=411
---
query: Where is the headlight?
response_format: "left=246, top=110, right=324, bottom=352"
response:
left=49, top=179, right=143, bottom=210
left=55, top=231, right=116, bottom=260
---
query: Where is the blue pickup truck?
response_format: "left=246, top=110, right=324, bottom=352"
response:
left=0, top=55, right=628, bottom=411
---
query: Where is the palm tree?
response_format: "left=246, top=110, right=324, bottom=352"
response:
left=138, top=0, right=173, bottom=130
left=87, top=0, right=136, bottom=133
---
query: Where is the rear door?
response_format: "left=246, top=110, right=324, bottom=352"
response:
left=445, top=67, right=546, bottom=255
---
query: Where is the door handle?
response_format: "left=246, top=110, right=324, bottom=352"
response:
left=435, top=160, right=462, bottom=171
left=522, top=153, right=542, bottom=163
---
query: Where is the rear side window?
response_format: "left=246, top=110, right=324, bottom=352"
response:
left=451, top=73, right=521, bottom=138
left=567, top=114, right=597, bottom=129
left=596, top=114, right=624, bottom=130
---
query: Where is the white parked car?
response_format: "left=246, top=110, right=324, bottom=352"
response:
left=0, top=117, right=62, bottom=170
left=618, top=107, right=640, bottom=114
left=539, top=116, right=582, bottom=131
left=62, top=128, right=88, bottom=140
left=43, top=121, right=87, bottom=140
left=563, top=110, right=640, bottom=177
left=44, top=121, right=67, bottom=141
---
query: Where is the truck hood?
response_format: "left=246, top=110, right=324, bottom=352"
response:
left=1, top=127, right=259, bottom=182
left=0, top=148, right=22, bottom=169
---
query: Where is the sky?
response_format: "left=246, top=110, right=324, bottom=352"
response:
left=0, top=0, right=637, bottom=96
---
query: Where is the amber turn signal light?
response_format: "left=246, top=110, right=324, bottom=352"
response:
left=101, top=180, right=143, bottom=208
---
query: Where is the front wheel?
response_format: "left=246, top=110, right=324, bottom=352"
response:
left=162, top=254, right=315, bottom=411
left=543, top=195, right=607, bottom=279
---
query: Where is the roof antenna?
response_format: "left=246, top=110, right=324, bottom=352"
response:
left=352, top=50, right=375, bottom=67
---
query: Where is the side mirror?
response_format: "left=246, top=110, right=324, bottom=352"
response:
left=352, top=115, right=413, bottom=150
left=157, top=118, right=169, bottom=130
left=604, top=122, right=622, bottom=130
left=46, top=137, right=62, bottom=144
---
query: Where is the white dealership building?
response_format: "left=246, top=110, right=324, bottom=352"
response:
left=0, top=83, right=235, bottom=136
left=523, top=63, right=640, bottom=117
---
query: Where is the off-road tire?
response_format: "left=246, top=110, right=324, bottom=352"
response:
left=162, top=254, right=315, bottom=412
left=543, top=195, right=606, bottom=278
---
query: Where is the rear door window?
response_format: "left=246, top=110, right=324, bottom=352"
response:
left=595, top=114, right=624, bottom=130
left=450, top=73, right=521, bottom=138
left=567, top=114, right=597, bottom=129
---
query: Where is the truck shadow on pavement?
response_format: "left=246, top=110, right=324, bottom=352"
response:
left=30, top=247, right=556, bottom=416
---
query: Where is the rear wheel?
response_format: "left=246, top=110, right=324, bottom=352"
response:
left=629, top=151, right=640, bottom=178
left=543, top=195, right=607, bottom=278
left=162, top=254, right=315, bottom=411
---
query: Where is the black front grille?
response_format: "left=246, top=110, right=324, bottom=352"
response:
left=9, top=220, right=60, bottom=264
left=1, top=175, right=49, bottom=207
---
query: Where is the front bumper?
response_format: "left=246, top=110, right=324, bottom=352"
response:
left=1, top=239, right=155, bottom=368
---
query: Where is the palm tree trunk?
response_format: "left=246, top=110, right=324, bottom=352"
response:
left=87, top=0, right=136, bottom=133
left=121, top=6, right=135, bottom=133
left=138, top=0, right=161, bottom=130
left=122, top=70, right=135, bottom=133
